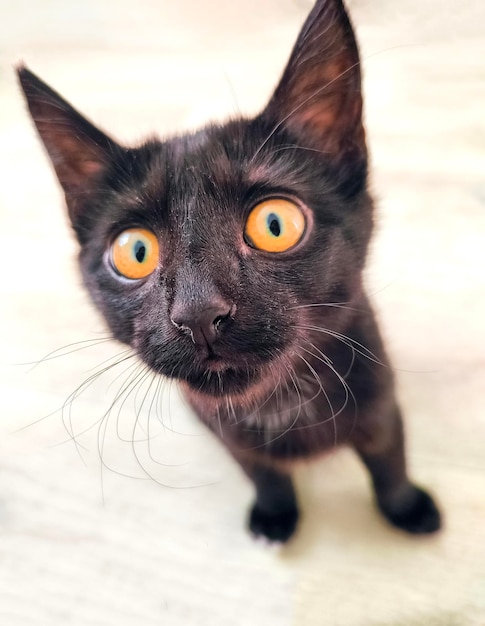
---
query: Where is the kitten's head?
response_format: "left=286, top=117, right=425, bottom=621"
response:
left=18, top=0, right=372, bottom=400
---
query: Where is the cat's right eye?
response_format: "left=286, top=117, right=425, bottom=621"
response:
left=110, top=228, right=159, bottom=279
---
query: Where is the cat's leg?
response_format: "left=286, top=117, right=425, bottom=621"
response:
left=231, top=452, right=299, bottom=543
left=248, top=464, right=299, bottom=543
left=352, top=403, right=441, bottom=534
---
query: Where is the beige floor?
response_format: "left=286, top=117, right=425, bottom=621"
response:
left=1, top=0, right=484, bottom=624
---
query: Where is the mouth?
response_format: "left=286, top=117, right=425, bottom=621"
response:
left=137, top=333, right=272, bottom=396
left=184, top=361, right=261, bottom=396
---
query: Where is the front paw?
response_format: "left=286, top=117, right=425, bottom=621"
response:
left=249, top=503, right=299, bottom=544
left=379, top=485, right=441, bottom=535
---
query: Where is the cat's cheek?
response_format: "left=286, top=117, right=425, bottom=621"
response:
left=81, top=263, right=158, bottom=347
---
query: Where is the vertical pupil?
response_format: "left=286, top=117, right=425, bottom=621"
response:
left=134, top=240, right=146, bottom=263
left=267, top=213, right=281, bottom=237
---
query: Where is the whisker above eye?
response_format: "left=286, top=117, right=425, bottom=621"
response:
left=265, top=144, right=332, bottom=158
left=250, top=60, right=362, bottom=164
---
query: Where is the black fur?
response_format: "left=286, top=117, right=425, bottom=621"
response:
left=18, top=0, right=441, bottom=542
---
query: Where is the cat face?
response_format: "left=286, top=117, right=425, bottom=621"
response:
left=18, top=0, right=372, bottom=398
left=76, top=120, right=370, bottom=396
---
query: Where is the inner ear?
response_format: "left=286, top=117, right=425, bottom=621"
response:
left=41, top=132, right=107, bottom=186
left=261, top=0, right=365, bottom=169
left=17, top=65, right=122, bottom=223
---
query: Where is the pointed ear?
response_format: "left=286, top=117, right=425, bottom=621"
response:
left=262, top=0, right=366, bottom=177
left=17, top=65, right=121, bottom=223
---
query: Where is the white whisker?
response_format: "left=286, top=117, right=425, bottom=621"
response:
left=297, top=323, right=385, bottom=366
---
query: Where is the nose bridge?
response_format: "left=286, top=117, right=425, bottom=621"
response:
left=172, top=260, right=218, bottom=309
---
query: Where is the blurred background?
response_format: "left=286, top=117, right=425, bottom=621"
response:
left=1, top=1, right=484, bottom=624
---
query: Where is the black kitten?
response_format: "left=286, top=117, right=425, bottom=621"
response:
left=18, top=0, right=441, bottom=543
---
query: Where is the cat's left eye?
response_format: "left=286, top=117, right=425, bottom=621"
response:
left=244, top=198, right=306, bottom=253
left=110, top=228, right=159, bottom=279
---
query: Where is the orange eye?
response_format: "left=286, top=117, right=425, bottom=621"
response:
left=110, top=228, right=159, bottom=279
left=244, top=199, right=306, bottom=253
